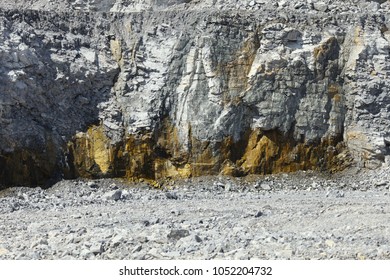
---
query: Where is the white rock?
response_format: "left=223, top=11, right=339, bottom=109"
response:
left=313, top=1, right=328, bottom=12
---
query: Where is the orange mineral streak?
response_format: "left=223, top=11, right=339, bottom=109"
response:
left=66, top=121, right=350, bottom=183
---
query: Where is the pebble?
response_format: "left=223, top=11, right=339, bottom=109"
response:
left=313, top=1, right=328, bottom=12
left=121, top=190, right=131, bottom=199
left=110, top=235, right=124, bottom=247
left=255, top=211, right=263, bottom=218
left=261, top=183, right=272, bottom=191
left=87, top=182, right=99, bottom=189
left=102, top=190, right=122, bottom=201
left=90, top=243, right=104, bottom=255
left=132, top=245, right=142, bottom=253
left=165, top=192, right=178, bottom=200
left=325, top=239, right=336, bottom=248
left=224, top=182, right=233, bottom=192
left=80, top=248, right=93, bottom=259
left=0, top=247, right=9, bottom=256
left=375, top=181, right=387, bottom=187
left=167, top=229, right=190, bottom=241
left=336, top=191, right=345, bottom=198
left=194, top=235, right=203, bottom=243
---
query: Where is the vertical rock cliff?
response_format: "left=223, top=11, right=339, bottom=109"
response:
left=1, top=0, right=390, bottom=186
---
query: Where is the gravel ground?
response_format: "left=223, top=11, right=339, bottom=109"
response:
left=1, top=168, right=390, bottom=260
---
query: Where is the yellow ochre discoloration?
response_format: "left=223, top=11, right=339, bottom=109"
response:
left=66, top=122, right=349, bottom=182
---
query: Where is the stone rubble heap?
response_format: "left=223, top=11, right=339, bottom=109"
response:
left=1, top=168, right=390, bottom=259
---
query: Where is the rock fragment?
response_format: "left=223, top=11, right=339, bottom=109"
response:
left=167, top=229, right=190, bottom=241
left=255, top=211, right=263, bottom=218
left=90, top=243, right=104, bottom=255
left=102, top=190, right=122, bottom=201
left=313, top=1, right=328, bottom=12
left=165, top=192, right=178, bottom=200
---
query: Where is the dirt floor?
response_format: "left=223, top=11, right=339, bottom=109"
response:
left=1, top=168, right=390, bottom=260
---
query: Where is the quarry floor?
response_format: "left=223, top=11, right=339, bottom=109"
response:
left=0, top=168, right=390, bottom=260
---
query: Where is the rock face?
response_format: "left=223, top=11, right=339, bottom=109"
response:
left=1, top=0, right=390, bottom=186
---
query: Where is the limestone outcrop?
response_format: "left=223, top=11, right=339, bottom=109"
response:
left=1, top=0, right=390, bottom=186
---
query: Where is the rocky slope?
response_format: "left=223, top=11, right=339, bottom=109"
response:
left=1, top=0, right=390, bottom=186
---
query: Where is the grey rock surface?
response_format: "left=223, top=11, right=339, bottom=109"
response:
left=1, top=0, right=390, bottom=186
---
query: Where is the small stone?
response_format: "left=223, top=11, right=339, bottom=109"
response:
left=336, top=191, right=344, bottom=198
left=147, top=248, right=160, bottom=258
left=111, top=235, right=124, bottom=247
left=261, top=183, right=272, bottom=191
left=375, top=181, right=387, bottom=187
left=165, top=192, right=178, bottom=200
left=77, top=228, right=87, bottom=236
left=356, top=252, right=366, bottom=260
left=167, top=229, right=190, bottom=240
left=90, top=243, right=104, bottom=255
left=136, top=236, right=149, bottom=243
left=161, top=251, right=181, bottom=258
left=103, top=189, right=122, bottom=201
left=80, top=248, right=93, bottom=259
left=132, top=245, right=142, bottom=253
left=225, top=182, right=232, bottom=192
left=313, top=1, right=328, bottom=12
left=325, top=239, right=335, bottom=248
left=121, top=190, right=131, bottom=199
left=30, top=237, right=48, bottom=249
left=255, top=211, right=263, bottom=218
left=0, top=247, right=9, bottom=256
left=205, top=244, right=216, bottom=254
left=364, top=2, right=380, bottom=12
left=39, top=238, right=48, bottom=246
left=194, top=235, right=203, bottom=243
left=87, top=181, right=99, bottom=189
left=234, top=250, right=250, bottom=260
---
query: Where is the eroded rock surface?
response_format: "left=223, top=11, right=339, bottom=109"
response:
left=1, top=0, right=390, bottom=186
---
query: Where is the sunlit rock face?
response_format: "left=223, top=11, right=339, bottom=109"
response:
left=1, top=0, right=390, bottom=186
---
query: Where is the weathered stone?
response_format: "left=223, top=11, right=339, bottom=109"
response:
left=313, top=1, right=328, bottom=12
left=132, top=245, right=142, bottom=253
left=102, top=190, right=122, bottom=201
left=0, top=1, right=390, bottom=187
left=194, top=235, right=203, bottom=243
left=0, top=247, right=9, bottom=256
left=90, top=243, right=104, bottom=255
left=165, top=192, right=178, bottom=200
left=260, top=183, right=272, bottom=191
left=167, top=229, right=190, bottom=240
left=255, top=211, right=264, bottom=218
left=110, top=235, right=124, bottom=248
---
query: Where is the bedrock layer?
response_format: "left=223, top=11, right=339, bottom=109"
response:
left=1, top=4, right=390, bottom=185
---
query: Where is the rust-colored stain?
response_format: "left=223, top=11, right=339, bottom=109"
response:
left=64, top=121, right=350, bottom=183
